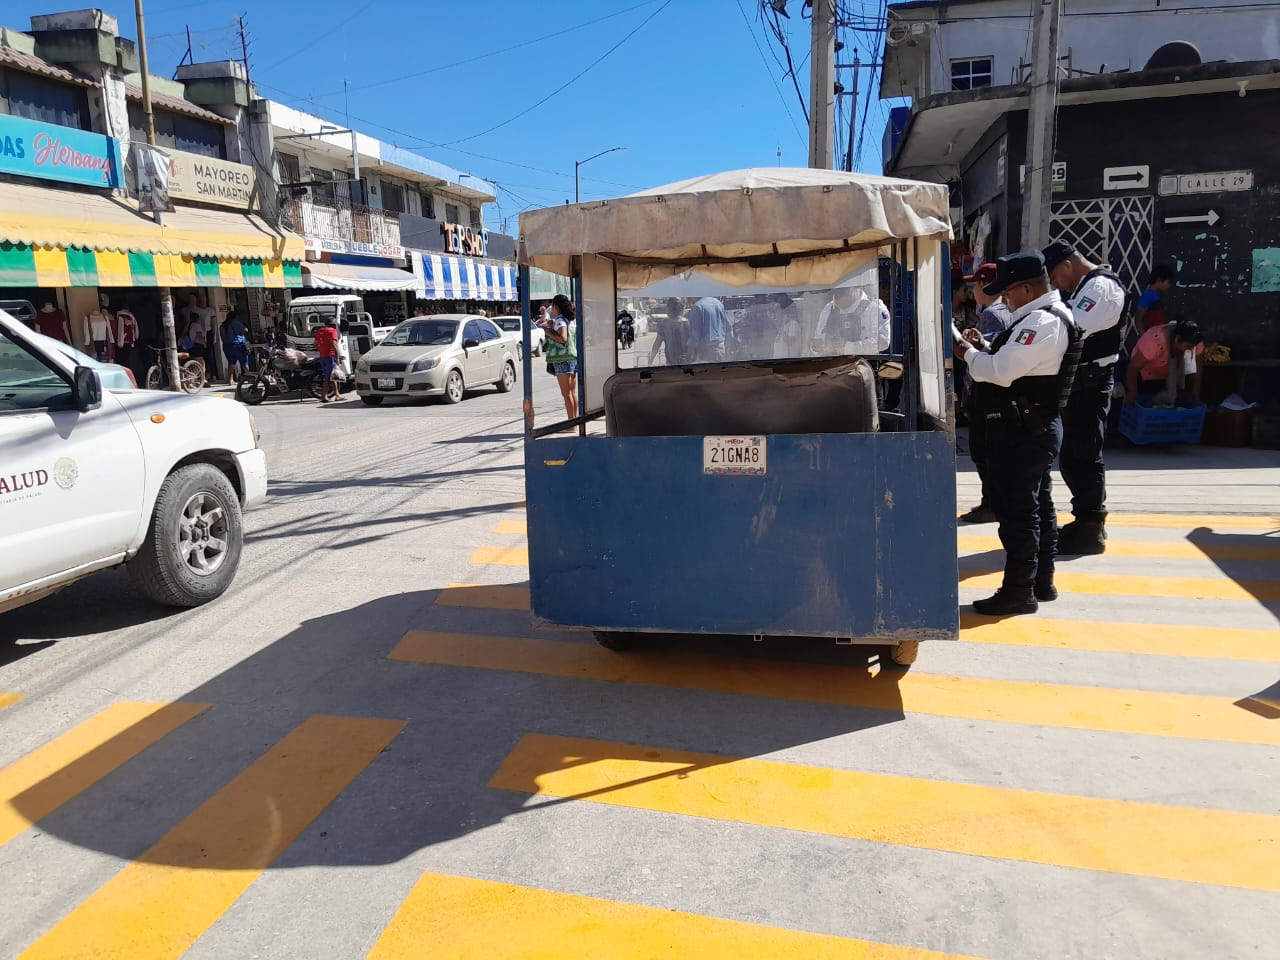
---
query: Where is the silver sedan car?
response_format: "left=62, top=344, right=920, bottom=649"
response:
left=354, top=314, right=520, bottom=406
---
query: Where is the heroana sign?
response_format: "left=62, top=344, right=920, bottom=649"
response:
left=167, top=150, right=256, bottom=209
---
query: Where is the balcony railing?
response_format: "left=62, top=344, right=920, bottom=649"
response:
left=281, top=194, right=403, bottom=248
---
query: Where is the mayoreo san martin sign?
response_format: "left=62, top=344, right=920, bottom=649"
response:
left=0, top=114, right=122, bottom=188
left=167, top=151, right=256, bottom=209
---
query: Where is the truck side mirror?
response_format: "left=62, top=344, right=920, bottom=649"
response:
left=73, top=365, right=102, bottom=412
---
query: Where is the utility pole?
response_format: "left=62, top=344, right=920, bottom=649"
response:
left=134, top=0, right=182, bottom=391
left=1021, top=0, right=1062, bottom=248
left=808, top=0, right=836, bottom=169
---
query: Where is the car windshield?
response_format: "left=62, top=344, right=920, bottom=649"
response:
left=382, top=319, right=458, bottom=346
left=287, top=306, right=337, bottom=339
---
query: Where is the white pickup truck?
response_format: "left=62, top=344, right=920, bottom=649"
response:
left=0, top=307, right=267, bottom=614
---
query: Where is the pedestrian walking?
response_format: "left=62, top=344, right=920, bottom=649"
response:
left=220, top=308, right=249, bottom=386
left=1043, top=240, right=1128, bottom=554
left=955, top=251, right=1083, bottom=616
left=314, top=317, right=342, bottom=403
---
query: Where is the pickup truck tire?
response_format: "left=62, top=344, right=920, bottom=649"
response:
left=129, top=464, right=244, bottom=607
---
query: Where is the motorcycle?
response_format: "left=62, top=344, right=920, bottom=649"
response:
left=235, top=345, right=336, bottom=404
left=617, top=312, right=636, bottom=350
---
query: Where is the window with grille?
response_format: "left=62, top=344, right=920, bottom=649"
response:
left=445, top=202, right=460, bottom=224
left=469, top=208, right=482, bottom=229
left=381, top=181, right=406, bottom=214
left=311, top=167, right=336, bottom=206
left=278, top=152, right=301, bottom=184
left=420, top=191, right=435, bottom=219
left=951, top=58, right=993, bottom=91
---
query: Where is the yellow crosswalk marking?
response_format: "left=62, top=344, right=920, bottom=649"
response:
left=391, top=632, right=1278, bottom=744
left=493, top=519, right=528, bottom=535
left=367, top=871, right=983, bottom=960
left=959, top=614, right=1279, bottom=661
left=0, top=702, right=209, bottom=848
left=469, top=546, right=529, bottom=567
left=437, top=583, right=530, bottom=610
left=0, top=692, right=23, bottom=711
left=962, top=568, right=1280, bottom=602
left=958, top=534, right=1280, bottom=563
left=491, top=733, right=1280, bottom=893
left=19, top=715, right=404, bottom=960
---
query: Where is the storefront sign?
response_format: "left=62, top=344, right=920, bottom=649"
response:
left=1158, top=170, right=1253, bottom=197
left=0, top=113, right=122, bottom=188
left=168, top=151, right=256, bottom=209
left=442, top=222, right=487, bottom=257
left=306, top=237, right=404, bottom=260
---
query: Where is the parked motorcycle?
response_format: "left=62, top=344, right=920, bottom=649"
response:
left=617, top=311, right=636, bottom=350
left=235, top=346, right=334, bottom=404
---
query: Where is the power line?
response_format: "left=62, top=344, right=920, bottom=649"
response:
left=437, top=0, right=676, bottom=146
left=302, top=0, right=666, bottom=100
left=761, top=0, right=810, bottom=124
left=734, top=0, right=806, bottom=147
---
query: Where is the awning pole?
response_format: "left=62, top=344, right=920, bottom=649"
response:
left=135, top=0, right=183, bottom=392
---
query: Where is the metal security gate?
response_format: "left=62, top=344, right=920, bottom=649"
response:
left=1049, top=196, right=1154, bottom=291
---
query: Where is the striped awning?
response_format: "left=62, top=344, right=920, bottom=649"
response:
left=0, top=179, right=304, bottom=288
left=0, top=243, right=302, bottom=288
left=413, top=252, right=515, bottom=300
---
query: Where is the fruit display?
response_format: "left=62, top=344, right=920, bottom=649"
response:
left=1203, top=343, right=1231, bottom=363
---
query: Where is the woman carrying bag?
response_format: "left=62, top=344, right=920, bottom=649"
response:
left=540, top=294, right=578, bottom=421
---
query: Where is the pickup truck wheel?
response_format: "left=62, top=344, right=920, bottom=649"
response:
left=360, top=394, right=384, bottom=406
left=496, top=360, right=516, bottom=393
left=129, top=464, right=243, bottom=607
left=443, top=369, right=465, bottom=404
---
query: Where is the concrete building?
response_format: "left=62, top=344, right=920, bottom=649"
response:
left=879, top=0, right=1280, bottom=398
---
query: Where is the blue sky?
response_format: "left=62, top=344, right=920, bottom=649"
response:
left=7, top=0, right=894, bottom=226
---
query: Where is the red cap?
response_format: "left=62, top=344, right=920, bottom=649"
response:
left=964, top=263, right=999, bottom=286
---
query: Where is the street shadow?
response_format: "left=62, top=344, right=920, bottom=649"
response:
left=264, top=464, right=521, bottom=501
left=7, top=582, right=906, bottom=871
left=1185, top=525, right=1280, bottom=610
left=247, top=499, right=527, bottom=549
left=1235, top=680, right=1280, bottom=720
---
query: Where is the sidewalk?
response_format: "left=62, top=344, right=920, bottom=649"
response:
left=956, top=428, right=1280, bottom=517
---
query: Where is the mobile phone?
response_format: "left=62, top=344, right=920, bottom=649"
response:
left=950, top=322, right=965, bottom=343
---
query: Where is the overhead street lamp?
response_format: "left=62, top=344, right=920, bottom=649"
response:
left=574, top=146, right=626, bottom=204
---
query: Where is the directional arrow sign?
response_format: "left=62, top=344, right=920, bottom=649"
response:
left=1164, top=210, right=1221, bottom=227
left=1104, top=165, right=1149, bottom=190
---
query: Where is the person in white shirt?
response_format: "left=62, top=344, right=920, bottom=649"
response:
left=813, top=286, right=890, bottom=356
left=1043, top=240, right=1127, bottom=555
left=956, top=250, right=1079, bottom=617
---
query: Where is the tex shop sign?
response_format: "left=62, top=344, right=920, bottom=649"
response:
left=0, top=113, right=122, bottom=189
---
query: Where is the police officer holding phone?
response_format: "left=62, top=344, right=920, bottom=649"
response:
left=954, top=251, right=1083, bottom=616
left=1043, top=240, right=1126, bottom=555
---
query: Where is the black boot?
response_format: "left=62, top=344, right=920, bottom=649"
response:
left=973, top=588, right=1038, bottom=616
left=1059, top=520, right=1105, bottom=555
left=1034, top=580, right=1058, bottom=602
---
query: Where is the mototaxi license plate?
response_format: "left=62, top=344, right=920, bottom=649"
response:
left=376, top=377, right=396, bottom=389
left=702, top=435, right=766, bottom=476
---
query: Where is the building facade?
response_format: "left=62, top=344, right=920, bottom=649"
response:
left=880, top=0, right=1280, bottom=398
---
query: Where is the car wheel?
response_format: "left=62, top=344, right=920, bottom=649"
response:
left=128, top=463, right=243, bottom=607
left=236, top=379, right=267, bottom=405
left=444, top=369, right=465, bottom=404
left=360, top=394, right=384, bottom=406
left=496, top=360, right=516, bottom=393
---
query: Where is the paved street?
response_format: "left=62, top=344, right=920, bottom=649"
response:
left=1, top=366, right=1278, bottom=960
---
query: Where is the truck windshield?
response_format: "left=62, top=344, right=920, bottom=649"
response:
left=287, top=307, right=337, bottom=339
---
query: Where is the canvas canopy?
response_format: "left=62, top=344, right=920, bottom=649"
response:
left=518, top=167, right=951, bottom=290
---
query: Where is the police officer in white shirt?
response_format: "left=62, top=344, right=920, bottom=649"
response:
left=813, top=285, right=891, bottom=356
left=1043, top=240, right=1126, bottom=556
left=956, top=251, right=1082, bottom=616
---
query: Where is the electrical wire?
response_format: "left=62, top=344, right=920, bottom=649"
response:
left=436, top=0, right=675, bottom=146
left=764, top=0, right=811, bottom=124
left=735, top=0, right=807, bottom=147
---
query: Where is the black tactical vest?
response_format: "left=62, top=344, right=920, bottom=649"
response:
left=974, top=301, right=1083, bottom=414
left=1073, top=267, right=1128, bottom=364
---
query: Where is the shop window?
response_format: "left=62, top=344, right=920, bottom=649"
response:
left=381, top=181, right=406, bottom=214
left=445, top=202, right=460, bottom=225
left=420, top=191, right=436, bottom=219
left=469, top=208, right=482, bottom=229
left=951, top=58, right=993, bottom=91
left=1, top=67, right=90, bottom=129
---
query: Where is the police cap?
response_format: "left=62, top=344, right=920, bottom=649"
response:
left=1042, top=240, right=1076, bottom=275
left=983, top=250, right=1049, bottom=296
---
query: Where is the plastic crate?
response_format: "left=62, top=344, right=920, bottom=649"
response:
left=1119, top=399, right=1206, bottom=445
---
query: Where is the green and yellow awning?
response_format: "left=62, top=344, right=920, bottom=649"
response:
left=0, top=179, right=304, bottom=289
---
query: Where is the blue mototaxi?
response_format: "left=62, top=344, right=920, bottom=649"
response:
left=516, top=169, right=958, bottom=665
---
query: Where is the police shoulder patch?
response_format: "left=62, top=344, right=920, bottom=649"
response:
left=1015, top=329, right=1037, bottom=345
left=1077, top=297, right=1097, bottom=312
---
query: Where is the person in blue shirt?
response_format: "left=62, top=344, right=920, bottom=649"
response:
left=687, top=297, right=729, bottom=362
left=1135, top=264, right=1174, bottom=331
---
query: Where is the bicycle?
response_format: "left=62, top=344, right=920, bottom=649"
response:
left=144, top=345, right=205, bottom=394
